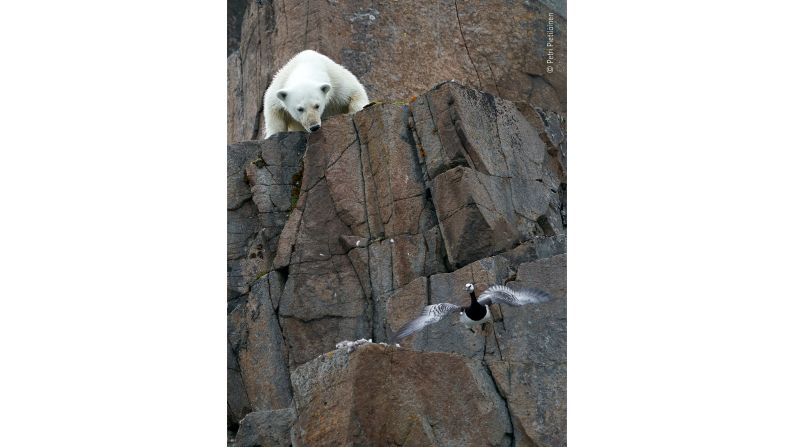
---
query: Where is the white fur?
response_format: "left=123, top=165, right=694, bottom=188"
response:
left=263, top=50, right=370, bottom=138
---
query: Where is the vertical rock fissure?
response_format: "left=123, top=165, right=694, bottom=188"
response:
left=449, top=105, right=480, bottom=173
left=484, top=361, right=517, bottom=447
left=229, top=302, right=255, bottom=417
left=351, top=119, right=373, bottom=240
left=251, top=4, right=264, bottom=142
left=351, top=118, right=377, bottom=342
left=452, top=0, right=483, bottom=90
left=484, top=57, right=503, bottom=98
left=353, top=118, right=383, bottom=239
left=267, top=273, right=296, bottom=405
left=492, top=101, right=511, bottom=181
left=407, top=103, right=453, bottom=272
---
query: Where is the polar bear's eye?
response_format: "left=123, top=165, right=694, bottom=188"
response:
left=314, top=104, right=320, bottom=110
left=297, top=107, right=304, bottom=113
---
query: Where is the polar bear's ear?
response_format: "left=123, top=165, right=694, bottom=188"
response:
left=320, top=84, right=331, bottom=95
left=276, top=90, right=288, bottom=101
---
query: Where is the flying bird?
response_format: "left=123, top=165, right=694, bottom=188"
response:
left=392, top=283, right=552, bottom=341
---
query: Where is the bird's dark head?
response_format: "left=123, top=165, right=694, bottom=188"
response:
left=464, top=283, right=475, bottom=293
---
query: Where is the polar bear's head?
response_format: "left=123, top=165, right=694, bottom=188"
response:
left=276, top=83, right=331, bottom=133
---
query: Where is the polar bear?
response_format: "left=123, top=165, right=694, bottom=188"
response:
left=263, top=50, right=370, bottom=138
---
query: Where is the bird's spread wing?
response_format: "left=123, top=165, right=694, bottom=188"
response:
left=477, top=285, right=552, bottom=307
left=392, top=303, right=461, bottom=341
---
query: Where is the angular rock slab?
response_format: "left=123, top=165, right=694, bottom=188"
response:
left=274, top=116, right=374, bottom=367
left=227, top=134, right=307, bottom=300
left=354, top=103, right=449, bottom=299
left=499, top=254, right=567, bottom=364
left=290, top=344, right=512, bottom=447
left=232, top=407, right=296, bottom=447
left=227, top=338, right=250, bottom=427
left=414, top=81, right=564, bottom=268
left=273, top=104, right=448, bottom=366
left=488, top=254, right=567, bottom=447
left=487, top=361, right=565, bottom=447
left=229, top=273, right=293, bottom=418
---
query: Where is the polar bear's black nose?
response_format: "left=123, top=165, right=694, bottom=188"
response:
left=309, top=124, right=321, bottom=132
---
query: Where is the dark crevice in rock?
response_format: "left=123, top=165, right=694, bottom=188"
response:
left=280, top=314, right=353, bottom=325
left=289, top=162, right=303, bottom=211
left=227, top=194, right=253, bottom=212
left=405, top=104, right=453, bottom=273
left=325, top=138, right=359, bottom=171
left=536, top=215, right=556, bottom=238
left=268, top=276, right=298, bottom=406
left=350, top=118, right=377, bottom=342
left=483, top=56, right=503, bottom=98
left=559, top=182, right=567, bottom=228
left=228, top=294, right=247, bottom=314
left=227, top=0, right=247, bottom=55
left=227, top=402, right=240, bottom=435
left=449, top=102, right=484, bottom=174
left=452, top=0, right=483, bottom=90
left=274, top=263, right=289, bottom=278
left=483, top=361, right=517, bottom=447
left=423, top=92, right=469, bottom=180
left=252, top=104, right=264, bottom=141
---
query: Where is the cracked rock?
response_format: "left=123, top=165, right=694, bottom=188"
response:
left=229, top=81, right=566, bottom=446
left=290, top=343, right=512, bottom=446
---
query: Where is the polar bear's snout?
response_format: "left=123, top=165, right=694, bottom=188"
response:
left=302, top=109, right=322, bottom=133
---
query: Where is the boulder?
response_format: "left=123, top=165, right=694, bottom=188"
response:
left=290, top=343, right=512, bottom=446
left=233, top=407, right=295, bottom=447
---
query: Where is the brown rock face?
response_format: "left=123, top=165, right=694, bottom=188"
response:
left=228, top=1, right=568, bottom=444
left=290, top=343, right=512, bottom=447
left=490, top=254, right=567, bottom=447
left=416, top=83, right=564, bottom=267
left=233, top=407, right=295, bottom=447
left=227, top=134, right=306, bottom=300
left=228, top=80, right=566, bottom=445
left=265, top=81, right=563, bottom=368
left=228, top=0, right=567, bottom=170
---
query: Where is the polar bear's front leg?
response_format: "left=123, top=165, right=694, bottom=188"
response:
left=347, top=91, right=370, bottom=113
left=264, top=107, right=287, bottom=139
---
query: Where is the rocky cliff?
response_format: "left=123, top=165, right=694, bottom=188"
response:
left=228, top=0, right=566, bottom=167
left=228, top=2, right=566, bottom=446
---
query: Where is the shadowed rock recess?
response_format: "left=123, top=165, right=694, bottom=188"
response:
left=228, top=80, right=566, bottom=446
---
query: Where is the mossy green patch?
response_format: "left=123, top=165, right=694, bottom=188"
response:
left=289, top=162, right=303, bottom=210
